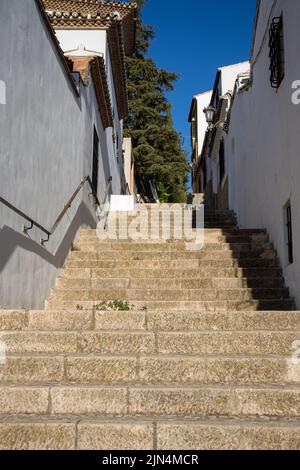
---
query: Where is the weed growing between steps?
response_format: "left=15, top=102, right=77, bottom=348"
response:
left=75, top=301, right=148, bottom=311
left=71, top=245, right=81, bottom=252
left=94, top=301, right=136, bottom=311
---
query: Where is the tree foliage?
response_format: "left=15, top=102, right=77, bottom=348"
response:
left=125, top=0, right=188, bottom=202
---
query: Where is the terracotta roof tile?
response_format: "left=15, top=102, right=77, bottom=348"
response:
left=43, top=0, right=135, bottom=17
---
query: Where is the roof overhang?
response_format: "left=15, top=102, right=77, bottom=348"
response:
left=108, top=20, right=128, bottom=119
left=42, top=0, right=137, bottom=55
left=90, top=56, right=114, bottom=129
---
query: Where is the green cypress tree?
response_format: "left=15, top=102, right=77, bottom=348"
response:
left=125, top=0, right=188, bottom=203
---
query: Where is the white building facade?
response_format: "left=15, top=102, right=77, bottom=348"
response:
left=189, top=62, right=249, bottom=207
left=225, top=0, right=300, bottom=307
left=0, top=0, right=136, bottom=308
left=188, top=91, right=212, bottom=193
left=190, top=0, right=300, bottom=306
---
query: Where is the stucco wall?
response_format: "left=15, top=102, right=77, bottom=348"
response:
left=220, top=62, right=250, bottom=95
left=195, top=91, right=212, bottom=158
left=226, top=0, right=300, bottom=306
left=56, top=29, right=107, bottom=58
left=0, top=0, right=122, bottom=308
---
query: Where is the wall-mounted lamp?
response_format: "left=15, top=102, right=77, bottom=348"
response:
left=203, top=105, right=227, bottom=131
left=203, top=105, right=215, bottom=127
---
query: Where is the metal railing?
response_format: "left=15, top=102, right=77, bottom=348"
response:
left=0, top=176, right=111, bottom=245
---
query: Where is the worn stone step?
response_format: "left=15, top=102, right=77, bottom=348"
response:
left=76, top=241, right=272, bottom=251
left=28, top=310, right=145, bottom=332
left=156, top=420, right=300, bottom=450
left=0, top=357, right=65, bottom=384
left=69, top=250, right=276, bottom=261
left=0, top=331, right=297, bottom=356
left=63, top=355, right=300, bottom=385
left=128, top=386, right=300, bottom=419
left=0, top=331, right=155, bottom=354
left=156, top=331, right=300, bottom=355
left=137, top=356, right=300, bottom=386
left=62, top=267, right=283, bottom=279
left=4, top=354, right=288, bottom=388
left=79, top=233, right=270, bottom=245
left=0, top=419, right=298, bottom=450
left=57, top=277, right=284, bottom=290
left=46, top=299, right=296, bottom=312
left=1, top=386, right=299, bottom=420
left=80, top=227, right=266, bottom=235
left=146, top=310, right=300, bottom=332
left=2, top=309, right=299, bottom=333
left=0, top=356, right=135, bottom=385
left=50, top=287, right=290, bottom=302
left=103, top=225, right=236, bottom=232
left=65, top=258, right=280, bottom=269
left=0, top=422, right=75, bottom=450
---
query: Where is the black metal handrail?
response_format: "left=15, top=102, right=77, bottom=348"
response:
left=0, top=175, right=111, bottom=245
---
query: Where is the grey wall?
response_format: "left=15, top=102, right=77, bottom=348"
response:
left=0, top=0, right=122, bottom=308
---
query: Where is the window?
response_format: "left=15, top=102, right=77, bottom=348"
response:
left=269, top=15, right=285, bottom=89
left=284, top=201, right=293, bottom=265
left=92, top=127, right=99, bottom=194
left=219, top=138, right=225, bottom=183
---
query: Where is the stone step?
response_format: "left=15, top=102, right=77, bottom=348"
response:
left=145, top=310, right=300, bottom=332
left=0, top=418, right=299, bottom=450
left=0, top=331, right=155, bottom=354
left=128, top=387, right=300, bottom=419
left=0, top=386, right=299, bottom=420
left=50, top=287, right=290, bottom=302
left=76, top=241, right=272, bottom=251
left=1, top=355, right=298, bottom=386
left=69, top=250, right=276, bottom=261
left=57, top=276, right=285, bottom=290
left=0, top=331, right=298, bottom=355
left=62, top=267, right=283, bottom=279
left=79, top=227, right=267, bottom=236
left=155, top=420, right=300, bottom=450
left=65, top=258, right=280, bottom=269
left=79, top=232, right=269, bottom=245
left=104, top=224, right=236, bottom=231
left=46, top=299, right=296, bottom=312
left=108, top=216, right=235, bottom=225
left=2, top=310, right=300, bottom=332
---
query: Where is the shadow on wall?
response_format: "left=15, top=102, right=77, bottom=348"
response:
left=0, top=201, right=96, bottom=308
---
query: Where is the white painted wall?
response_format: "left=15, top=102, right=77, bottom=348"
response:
left=226, top=0, right=300, bottom=306
left=220, top=62, right=250, bottom=95
left=105, top=42, right=125, bottom=195
left=55, top=29, right=125, bottom=195
left=56, top=29, right=107, bottom=58
left=207, top=62, right=250, bottom=194
left=194, top=91, right=212, bottom=158
left=0, top=0, right=124, bottom=308
left=124, top=137, right=135, bottom=194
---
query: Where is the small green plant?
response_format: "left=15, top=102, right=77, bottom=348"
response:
left=76, top=304, right=84, bottom=311
left=133, top=256, right=141, bottom=261
left=94, top=300, right=135, bottom=311
left=71, top=245, right=81, bottom=252
left=142, top=305, right=148, bottom=311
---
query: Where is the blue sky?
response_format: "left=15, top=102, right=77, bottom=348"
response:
left=142, top=0, right=257, bottom=156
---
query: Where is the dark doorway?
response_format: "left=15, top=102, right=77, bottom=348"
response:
left=92, top=127, right=99, bottom=194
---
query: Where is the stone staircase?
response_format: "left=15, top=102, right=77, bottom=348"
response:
left=0, top=204, right=300, bottom=450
